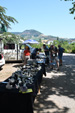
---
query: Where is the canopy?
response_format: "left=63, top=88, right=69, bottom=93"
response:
left=23, top=39, right=39, bottom=44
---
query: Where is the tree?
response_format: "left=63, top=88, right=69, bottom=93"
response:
left=57, top=37, right=59, bottom=41
left=61, top=0, right=75, bottom=19
left=0, top=6, right=18, bottom=31
left=0, top=32, right=24, bottom=45
left=69, top=2, right=75, bottom=18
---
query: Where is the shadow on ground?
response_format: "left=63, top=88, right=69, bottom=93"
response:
left=34, top=54, right=75, bottom=113
left=13, top=63, right=23, bottom=68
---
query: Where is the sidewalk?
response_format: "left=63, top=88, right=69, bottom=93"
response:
left=34, top=53, right=75, bottom=113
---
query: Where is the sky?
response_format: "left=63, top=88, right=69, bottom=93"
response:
left=0, top=0, right=75, bottom=38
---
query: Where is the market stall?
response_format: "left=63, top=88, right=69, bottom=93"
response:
left=0, top=59, right=46, bottom=113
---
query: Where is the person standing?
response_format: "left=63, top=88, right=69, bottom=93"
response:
left=23, top=46, right=30, bottom=67
left=43, top=44, right=49, bottom=64
left=50, top=45, right=59, bottom=71
left=58, top=45, right=65, bottom=66
left=31, top=48, right=39, bottom=59
left=43, top=44, right=49, bottom=56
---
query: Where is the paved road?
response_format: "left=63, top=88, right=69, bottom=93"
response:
left=34, top=53, right=75, bottom=113
left=0, top=62, right=23, bottom=82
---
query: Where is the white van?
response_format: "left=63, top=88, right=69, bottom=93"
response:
left=0, top=39, right=34, bottom=61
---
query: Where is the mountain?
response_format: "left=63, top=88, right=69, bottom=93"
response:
left=12, top=29, right=42, bottom=36
left=11, top=29, right=58, bottom=41
left=21, top=29, right=42, bottom=37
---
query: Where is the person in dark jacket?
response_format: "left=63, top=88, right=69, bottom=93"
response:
left=43, top=44, right=49, bottom=64
left=31, top=48, right=39, bottom=59
left=58, top=45, right=65, bottom=66
left=43, top=44, right=49, bottom=56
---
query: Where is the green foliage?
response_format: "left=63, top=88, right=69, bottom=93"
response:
left=52, top=40, right=75, bottom=53
left=30, top=40, right=75, bottom=53
left=72, top=48, right=75, bottom=53
left=31, top=43, right=43, bottom=49
left=39, top=38, right=42, bottom=43
left=61, top=0, right=75, bottom=19
left=0, top=32, right=21, bottom=44
left=0, top=6, right=18, bottom=29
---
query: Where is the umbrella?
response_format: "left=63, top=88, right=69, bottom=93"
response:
left=23, top=39, right=39, bottom=44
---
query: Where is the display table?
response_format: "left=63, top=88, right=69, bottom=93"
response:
left=0, top=64, right=46, bottom=113
left=0, top=90, right=33, bottom=113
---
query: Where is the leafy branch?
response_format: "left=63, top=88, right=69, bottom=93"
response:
left=0, top=6, right=18, bottom=29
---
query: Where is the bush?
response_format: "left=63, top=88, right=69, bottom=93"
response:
left=72, top=48, right=75, bottom=53
left=64, top=48, right=68, bottom=53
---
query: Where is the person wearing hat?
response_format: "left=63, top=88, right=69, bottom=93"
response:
left=23, top=46, right=30, bottom=67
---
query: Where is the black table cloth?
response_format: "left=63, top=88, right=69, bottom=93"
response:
left=0, top=63, right=46, bottom=113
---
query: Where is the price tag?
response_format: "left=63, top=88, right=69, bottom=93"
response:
left=19, top=89, right=33, bottom=94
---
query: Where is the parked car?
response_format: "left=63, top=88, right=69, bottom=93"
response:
left=0, top=53, right=5, bottom=69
